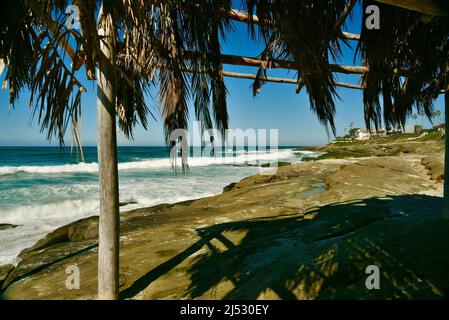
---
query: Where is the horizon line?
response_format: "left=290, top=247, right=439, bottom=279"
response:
left=0, top=144, right=315, bottom=148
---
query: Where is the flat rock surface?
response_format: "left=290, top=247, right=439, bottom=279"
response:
left=1, top=140, right=447, bottom=300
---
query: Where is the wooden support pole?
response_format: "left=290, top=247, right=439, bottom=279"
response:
left=97, top=6, right=120, bottom=300
left=444, top=90, right=449, bottom=219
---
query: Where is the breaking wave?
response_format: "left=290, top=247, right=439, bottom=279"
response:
left=0, top=149, right=296, bottom=176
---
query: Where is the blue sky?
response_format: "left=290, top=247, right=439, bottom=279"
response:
left=0, top=2, right=445, bottom=147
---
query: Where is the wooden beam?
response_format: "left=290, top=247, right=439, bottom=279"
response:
left=221, top=70, right=364, bottom=90
left=228, top=9, right=259, bottom=24
left=228, top=9, right=360, bottom=40
left=217, top=53, right=370, bottom=75
left=0, top=59, right=4, bottom=78
left=374, top=0, right=449, bottom=16
left=147, top=1, right=361, bottom=40
left=341, top=32, right=361, bottom=41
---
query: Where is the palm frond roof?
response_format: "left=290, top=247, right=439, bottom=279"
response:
left=0, top=0, right=447, bottom=144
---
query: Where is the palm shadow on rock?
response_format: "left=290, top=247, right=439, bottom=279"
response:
left=122, top=195, right=449, bottom=300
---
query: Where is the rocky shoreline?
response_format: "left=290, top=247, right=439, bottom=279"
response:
left=1, top=138, right=448, bottom=300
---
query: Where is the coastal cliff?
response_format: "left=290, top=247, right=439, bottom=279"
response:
left=1, top=137, right=448, bottom=300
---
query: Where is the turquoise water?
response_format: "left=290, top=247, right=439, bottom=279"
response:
left=0, top=146, right=313, bottom=264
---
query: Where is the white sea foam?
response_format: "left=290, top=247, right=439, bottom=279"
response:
left=0, top=149, right=296, bottom=176
left=0, top=162, right=99, bottom=175
left=0, top=199, right=100, bottom=265
left=0, top=199, right=99, bottom=225
left=0, top=164, right=259, bottom=264
left=0, top=192, right=218, bottom=265
left=0, top=148, right=302, bottom=264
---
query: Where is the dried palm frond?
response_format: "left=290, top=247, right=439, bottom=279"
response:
left=153, top=0, right=231, bottom=159
left=358, top=0, right=449, bottom=130
left=246, top=0, right=351, bottom=135
left=2, top=0, right=448, bottom=160
left=73, top=0, right=99, bottom=80
left=1, top=1, right=86, bottom=151
left=0, top=1, right=35, bottom=104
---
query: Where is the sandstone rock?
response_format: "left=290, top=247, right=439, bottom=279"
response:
left=0, top=264, right=14, bottom=287
left=0, top=224, right=19, bottom=231
left=223, top=182, right=237, bottom=192
left=19, top=225, right=70, bottom=259
left=422, top=156, right=444, bottom=181
left=68, top=216, right=99, bottom=242
left=260, top=161, right=291, bottom=168
left=120, top=200, right=138, bottom=207
left=18, top=217, right=99, bottom=260
left=1, top=140, right=446, bottom=300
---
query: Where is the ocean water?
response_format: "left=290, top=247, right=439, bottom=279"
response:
left=0, top=146, right=315, bottom=265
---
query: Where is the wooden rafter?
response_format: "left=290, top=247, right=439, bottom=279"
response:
left=182, top=65, right=364, bottom=90
left=227, top=9, right=361, bottom=40
left=216, top=53, right=370, bottom=75
left=220, top=70, right=449, bottom=93
left=221, top=71, right=364, bottom=90
left=39, top=2, right=441, bottom=90
left=374, top=0, right=449, bottom=16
